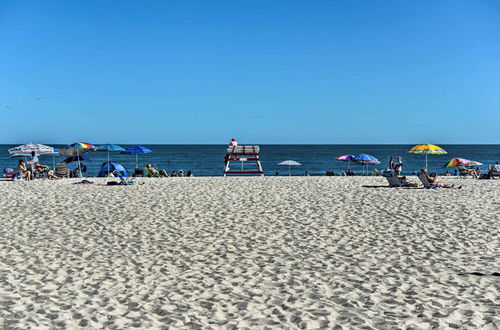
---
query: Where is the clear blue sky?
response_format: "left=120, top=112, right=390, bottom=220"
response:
left=1, top=0, right=499, bottom=144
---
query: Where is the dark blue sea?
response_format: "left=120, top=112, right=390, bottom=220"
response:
left=1, top=145, right=498, bottom=177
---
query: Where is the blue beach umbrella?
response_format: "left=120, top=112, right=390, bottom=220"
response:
left=124, top=145, right=152, bottom=168
left=353, top=154, right=381, bottom=175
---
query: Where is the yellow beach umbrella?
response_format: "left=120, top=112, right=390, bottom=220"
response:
left=408, top=144, right=447, bottom=168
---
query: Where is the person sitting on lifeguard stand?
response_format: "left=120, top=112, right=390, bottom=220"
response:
left=229, top=138, right=238, bottom=147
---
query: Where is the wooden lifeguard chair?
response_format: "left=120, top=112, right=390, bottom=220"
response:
left=223, top=145, right=264, bottom=176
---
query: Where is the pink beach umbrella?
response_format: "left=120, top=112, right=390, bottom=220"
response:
left=335, top=154, right=355, bottom=169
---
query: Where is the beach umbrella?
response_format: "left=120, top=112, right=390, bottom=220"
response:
left=124, top=145, right=152, bottom=168
left=445, top=158, right=482, bottom=168
left=335, top=154, right=355, bottom=169
left=353, top=154, right=381, bottom=175
left=8, top=143, right=54, bottom=156
left=59, top=142, right=94, bottom=156
left=408, top=144, right=447, bottom=169
left=277, top=160, right=302, bottom=176
left=95, top=144, right=126, bottom=175
left=60, top=142, right=94, bottom=177
left=64, top=155, right=92, bottom=163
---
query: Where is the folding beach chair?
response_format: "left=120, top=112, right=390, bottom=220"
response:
left=488, top=164, right=500, bottom=179
left=382, top=170, right=406, bottom=187
left=55, top=162, right=71, bottom=178
left=457, top=167, right=473, bottom=178
left=417, top=173, right=440, bottom=189
left=113, top=171, right=136, bottom=185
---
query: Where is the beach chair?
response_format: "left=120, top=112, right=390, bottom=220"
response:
left=382, top=170, right=405, bottom=187
left=113, top=171, right=136, bottom=185
left=417, top=173, right=440, bottom=189
left=457, top=167, right=473, bottom=178
left=33, top=168, right=49, bottom=179
left=385, top=175, right=403, bottom=187
left=144, top=167, right=161, bottom=177
left=2, top=168, right=16, bottom=179
left=55, top=162, right=71, bottom=178
left=488, top=165, right=500, bottom=179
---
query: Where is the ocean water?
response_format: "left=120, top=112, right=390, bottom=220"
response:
left=1, top=144, right=498, bottom=177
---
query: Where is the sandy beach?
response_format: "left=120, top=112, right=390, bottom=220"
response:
left=0, top=176, right=498, bottom=329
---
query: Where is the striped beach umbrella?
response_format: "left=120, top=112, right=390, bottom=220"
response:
left=60, top=142, right=94, bottom=177
left=8, top=143, right=54, bottom=156
left=408, top=144, right=447, bottom=168
left=445, top=158, right=482, bottom=168
left=60, top=142, right=94, bottom=156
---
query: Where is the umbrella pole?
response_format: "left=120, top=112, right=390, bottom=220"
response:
left=289, top=164, right=291, bottom=176
left=77, top=149, right=82, bottom=178
left=136, top=154, right=138, bottom=169
left=107, top=151, right=110, bottom=175
left=426, top=154, right=428, bottom=169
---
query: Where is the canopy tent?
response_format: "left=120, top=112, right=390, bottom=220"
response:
left=98, top=161, right=129, bottom=177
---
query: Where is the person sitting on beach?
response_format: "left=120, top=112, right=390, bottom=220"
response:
left=186, top=170, right=193, bottom=177
left=170, top=170, right=177, bottom=177
left=445, top=171, right=451, bottom=176
left=47, top=170, right=60, bottom=180
left=488, top=162, right=500, bottom=178
left=178, top=170, right=184, bottom=177
left=398, top=175, right=421, bottom=188
left=456, top=161, right=478, bottom=178
left=421, top=168, right=461, bottom=189
left=17, top=160, right=31, bottom=181
left=145, top=164, right=168, bottom=177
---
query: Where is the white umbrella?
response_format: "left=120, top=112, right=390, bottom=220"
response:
left=8, top=143, right=54, bottom=156
left=277, top=160, right=302, bottom=176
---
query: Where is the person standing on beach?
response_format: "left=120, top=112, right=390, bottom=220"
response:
left=388, top=157, right=394, bottom=171
left=394, top=157, right=403, bottom=175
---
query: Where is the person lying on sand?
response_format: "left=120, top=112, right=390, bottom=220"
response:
left=421, top=168, right=461, bottom=189
left=145, top=164, right=168, bottom=177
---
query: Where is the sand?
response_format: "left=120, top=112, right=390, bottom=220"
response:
left=0, top=176, right=498, bottom=329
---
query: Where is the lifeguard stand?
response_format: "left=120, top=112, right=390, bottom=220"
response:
left=223, top=145, right=264, bottom=176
